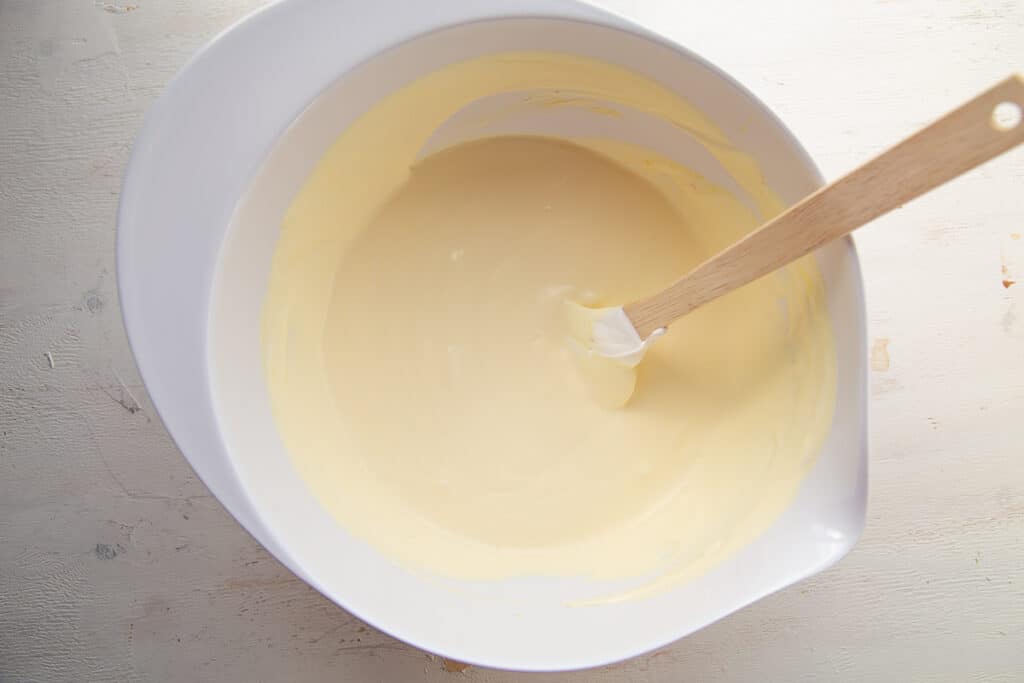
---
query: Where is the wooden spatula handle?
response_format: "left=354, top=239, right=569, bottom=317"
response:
left=625, top=74, right=1024, bottom=339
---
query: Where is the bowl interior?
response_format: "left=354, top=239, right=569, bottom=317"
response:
left=198, top=15, right=863, bottom=671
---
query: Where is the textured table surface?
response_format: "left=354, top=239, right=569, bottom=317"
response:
left=2, top=1, right=1023, bottom=680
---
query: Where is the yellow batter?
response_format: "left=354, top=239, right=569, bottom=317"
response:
left=261, top=53, right=836, bottom=602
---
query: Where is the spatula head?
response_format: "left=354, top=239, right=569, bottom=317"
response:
left=561, top=300, right=664, bottom=367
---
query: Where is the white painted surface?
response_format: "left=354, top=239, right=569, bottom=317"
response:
left=0, top=0, right=1021, bottom=680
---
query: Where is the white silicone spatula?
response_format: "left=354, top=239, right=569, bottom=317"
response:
left=571, top=74, right=1024, bottom=366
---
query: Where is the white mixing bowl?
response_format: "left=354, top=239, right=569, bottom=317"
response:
left=118, top=0, right=868, bottom=671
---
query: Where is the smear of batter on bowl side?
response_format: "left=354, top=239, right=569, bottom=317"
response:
left=261, top=52, right=836, bottom=604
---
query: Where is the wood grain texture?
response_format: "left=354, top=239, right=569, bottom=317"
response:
left=628, top=75, right=1024, bottom=337
left=1, top=0, right=1022, bottom=681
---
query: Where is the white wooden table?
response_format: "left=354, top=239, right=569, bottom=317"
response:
left=2, top=1, right=1022, bottom=680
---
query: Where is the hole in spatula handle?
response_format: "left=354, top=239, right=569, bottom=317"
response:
left=992, top=101, right=1022, bottom=131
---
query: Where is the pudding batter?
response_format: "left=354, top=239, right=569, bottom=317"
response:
left=261, top=53, right=836, bottom=601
